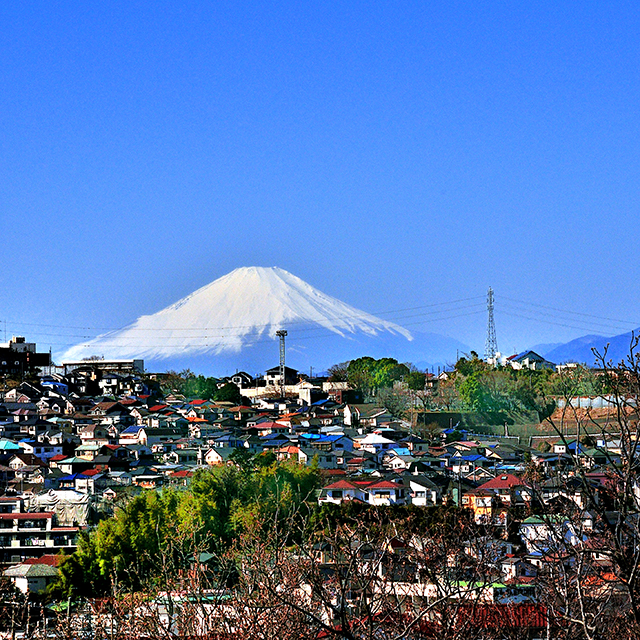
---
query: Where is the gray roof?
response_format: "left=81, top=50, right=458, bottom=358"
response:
left=4, top=563, right=59, bottom=578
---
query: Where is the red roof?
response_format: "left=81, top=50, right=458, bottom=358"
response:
left=447, top=603, right=548, bottom=631
left=23, top=554, right=65, bottom=567
left=367, top=480, right=402, bottom=490
left=81, top=468, right=102, bottom=477
left=50, top=454, right=67, bottom=462
left=478, top=473, right=525, bottom=491
left=172, top=469, right=194, bottom=478
left=0, top=512, right=54, bottom=520
left=324, top=480, right=359, bottom=490
left=148, top=404, right=169, bottom=412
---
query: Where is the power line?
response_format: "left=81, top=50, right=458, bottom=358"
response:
left=37, top=309, right=487, bottom=349
left=1, top=296, right=485, bottom=333
left=499, top=309, right=635, bottom=335
left=501, top=295, right=640, bottom=328
left=499, top=303, right=639, bottom=334
left=18, top=302, right=487, bottom=340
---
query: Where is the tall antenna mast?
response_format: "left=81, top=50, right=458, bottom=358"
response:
left=275, top=330, right=287, bottom=399
left=484, top=287, right=498, bottom=362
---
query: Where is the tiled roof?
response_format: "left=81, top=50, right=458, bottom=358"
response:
left=324, top=480, right=359, bottom=490
left=367, top=480, right=402, bottom=490
left=0, top=512, right=54, bottom=520
left=478, top=473, right=525, bottom=490
left=23, top=554, right=65, bottom=567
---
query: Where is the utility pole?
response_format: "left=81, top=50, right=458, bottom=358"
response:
left=275, top=330, right=287, bottom=399
left=484, top=287, right=498, bottom=363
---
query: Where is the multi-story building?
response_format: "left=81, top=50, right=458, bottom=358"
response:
left=0, top=496, right=79, bottom=565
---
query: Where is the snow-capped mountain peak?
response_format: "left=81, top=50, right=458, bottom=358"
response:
left=62, top=266, right=412, bottom=363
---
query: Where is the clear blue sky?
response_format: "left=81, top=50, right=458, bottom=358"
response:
left=2, top=2, right=640, bottom=360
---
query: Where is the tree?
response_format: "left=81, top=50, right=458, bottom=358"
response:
left=215, top=381, right=242, bottom=404
left=328, top=361, right=349, bottom=382
left=528, top=336, right=640, bottom=639
left=346, top=357, right=410, bottom=398
left=377, top=387, right=411, bottom=419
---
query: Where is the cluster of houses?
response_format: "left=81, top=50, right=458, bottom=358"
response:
left=0, top=353, right=628, bottom=620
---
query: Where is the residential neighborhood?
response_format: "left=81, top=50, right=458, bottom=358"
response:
left=1, top=340, right=638, bottom=638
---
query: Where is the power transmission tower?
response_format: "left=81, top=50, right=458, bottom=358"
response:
left=275, top=330, right=287, bottom=399
left=484, top=287, right=498, bottom=362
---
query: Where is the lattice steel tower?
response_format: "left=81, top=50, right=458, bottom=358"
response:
left=275, top=330, right=287, bottom=398
left=484, top=287, right=498, bottom=362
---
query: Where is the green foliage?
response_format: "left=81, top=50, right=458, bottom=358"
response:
left=549, top=365, right=607, bottom=396
left=446, top=428, right=463, bottom=443
left=214, top=382, right=243, bottom=404
left=377, top=387, right=410, bottom=419
left=406, top=371, right=426, bottom=391
left=345, top=357, right=410, bottom=396
left=161, top=372, right=241, bottom=402
left=455, top=364, right=557, bottom=417
left=52, top=461, right=321, bottom=598
left=161, top=370, right=220, bottom=399
left=454, top=352, right=486, bottom=376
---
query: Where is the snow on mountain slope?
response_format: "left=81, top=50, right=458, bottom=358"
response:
left=62, top=267, right=413, bottom=363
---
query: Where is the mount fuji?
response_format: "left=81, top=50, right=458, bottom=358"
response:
left=62, top=267, right=469, bottom=375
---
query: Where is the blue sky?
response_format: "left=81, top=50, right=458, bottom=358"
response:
left=2, top=2, right=640, bottom=362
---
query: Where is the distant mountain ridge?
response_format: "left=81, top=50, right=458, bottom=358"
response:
left=62, top=267, right=469, bottom=375
left=537, top=329, right=640, bottom=366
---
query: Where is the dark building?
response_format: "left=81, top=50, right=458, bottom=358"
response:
left=0, top=337, right=51, bottom=377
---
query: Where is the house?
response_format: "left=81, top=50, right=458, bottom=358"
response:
left=499, top=556, right=538, bottom=582
left=357, top=433, right=398, bottom=455
left=407, top=475, right=442, bottom=506
left=519, top=515, right=582, bottom=553
left=18, top=439, right=63, bottom=461
left=461, top=489, right=495, bottom=524
left=203, top=447, right=235, bottom=466
left=506, top=350, right=556, bottom=371
left=264, top=365, right=299, bottom=388
left=166, top=448, right=199, bottom=466
left=364, top=479, right=406, bottom=506
left=343, top=404, right=393, bottom=428
left=302, top=434, right=354, bottom=453
left=230, top=371, right=253, bottom=388
left=78, top=424, right=112, bottom=445
left=476, top=474, right=531, bottom=507
left=4, top=562, right=59, bottom=593
left=318, top=480, right=367, bottom=505
left=276, top=446, right=339, bottom=469
left=382, top=449, right=415, bottom=471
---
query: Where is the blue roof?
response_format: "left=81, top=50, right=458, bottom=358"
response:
left=0, top=439, right=21, bottom=451
left=121, top=425, right=142, bottom=434
left=389, top=447, right=412, bottom=456
left=314, top=435, right=339, bottom=443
